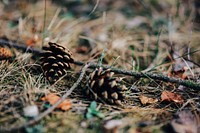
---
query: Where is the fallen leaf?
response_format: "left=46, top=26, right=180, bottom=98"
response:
left=41, top=93, right=72, bottom=111
left=25, top=35, right=39, bottom=47
left=41, top=93, right=60, bottom=105
left=26, top=39, right=36, bottom=47
left=139, top=95, right=158, bottom=105
left=168, top=68, right=188, bottom=79
left=58, top=100, right=72, bottom=111
left=0, top=47, right=13, bottom=60
left=161, top=91, right=184, bottom=104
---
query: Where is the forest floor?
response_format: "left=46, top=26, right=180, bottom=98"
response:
left=0, top=0, right=200, bottom=133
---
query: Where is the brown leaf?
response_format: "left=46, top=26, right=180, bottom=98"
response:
left=57, top=100, right=72, bottom=111
left=168, top=68, right=188, bottom=79
left=26, top=39, right=36, bottom=47
left=0, top=47, right=13, bottom=60
left=41, top=93, right=60, bottom=105
left=41, top=93, right=72, bottom=111
left=139, top=95, right=158, bottom=105
left=161, top=91, right=184, bottom=104
left=25, top=35, right=39, bottom=47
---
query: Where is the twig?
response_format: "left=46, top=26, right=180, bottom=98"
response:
left=73, top=61, right=200, bottom=90
left=88, top=0, right=99, bottom=16
left=0, top=39, right=200, bottom=90
left=0, top=63, right=90, bottom=132
left=0, top=39, right=41, bottom=54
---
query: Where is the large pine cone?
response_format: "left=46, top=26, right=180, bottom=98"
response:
left=87, top=67, right=128, bottom=106
left=40, top=42, right=74, bottom=83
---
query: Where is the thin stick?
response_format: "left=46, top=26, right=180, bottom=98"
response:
left=0, top=39, right=200, bottom=90
left=0, top=39, right=41, bottom=54
left=73, top=61, right=200, bottom=90
left=0, top=63, right=90, bottom=132
left=88, top=0, right=99, bottom=16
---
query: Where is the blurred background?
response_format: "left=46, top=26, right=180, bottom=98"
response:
left=0, top=0, right=199, bottom=71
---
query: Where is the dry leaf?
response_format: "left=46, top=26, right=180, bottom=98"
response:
left=168, top=68, right=188, bottom=79
left=57, top=100, right=72, bottom=111
left=139, top=95, right=158, bottom=105
left=0, top=47, right=13, bottom=60
left=161, top=91, right=184, bottom=104
left=26, top=39, right=36, bottom=47
left=41, top=93, right=72, bottom=111
left=26, top=35, right=39, bottom=47
left=41, top=93, right=60, bottom=105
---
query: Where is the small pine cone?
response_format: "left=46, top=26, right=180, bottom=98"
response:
left=40, top=42, right=74, bottom=83
left=87, top=67, right=128, bottom=106
left=0, top=47, right=13, bottom=60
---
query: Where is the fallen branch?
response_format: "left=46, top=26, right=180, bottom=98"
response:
left=0, top=39, right=41, bottom=54
left=73, top=61, right=200, bottom=90
left=0, top=39, right=200, bottom=90
left=0, top=63, right=90, bottom=132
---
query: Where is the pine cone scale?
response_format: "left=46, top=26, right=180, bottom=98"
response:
left=102, top=91, right=108, bottom=99
left=98, top=78, right=104, bottom=87
left=111, top=92, right=118, bottom=100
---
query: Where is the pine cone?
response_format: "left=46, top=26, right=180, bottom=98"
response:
left=0, top=47, right=13, bottom=60
left=87, top=67, right=128, bottom=106
left=40, top=42, right=74, bottom=83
